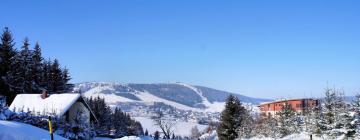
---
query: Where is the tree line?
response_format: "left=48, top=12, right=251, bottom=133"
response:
left=216, top=88, right=360, bottom=140
left=86, top=96, right=144, bottom=138
left=0, top=27, right=71, bottom=104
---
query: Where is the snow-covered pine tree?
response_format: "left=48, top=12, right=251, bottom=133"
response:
left=352, top=93, right=360, bottom=137
left=254, top=115, right=279, bottom=138
left=237, top=106, right=255, bottom=138
left=0, top=96, right=13, bottom=120
left=305, top=105, right=323, bottom=136
left=332, top=90, right=356, bottom=137
left=276, top=101, right=300, bottom=137
left=217, top=95, right=247, bottom=140
left=320, top=88, right=337, bottom=135
left=0, top=27, right=17, bottom=104
left=319, top=88, right=355, bottom=137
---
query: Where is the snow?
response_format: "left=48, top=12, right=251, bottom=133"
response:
left=82, top=83, right=228, bottom=113
left=134, top=117, right=208, bottom=137
left=0, top=120, right=67, bottom=140
left=244, top=133, right=356, bottom=140
left=9, top=93, right=81, bottom=116
left=93, top=136, right=153, bottom=140
left=115, top=136, right=153, bottom=140
left=199, top=130, right=218, bottom=140
left=176, top=83, right=224, bottom=112
left=135, top=91, right=201, bottom=111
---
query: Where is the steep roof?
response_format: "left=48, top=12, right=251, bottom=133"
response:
left=9, top=93, right=81, bottom=116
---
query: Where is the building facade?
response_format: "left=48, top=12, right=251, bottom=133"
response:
left=258, top=98, right=319, bottom=117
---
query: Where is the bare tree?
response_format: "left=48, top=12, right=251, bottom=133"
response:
left=151, top=111, right=176, bottom=139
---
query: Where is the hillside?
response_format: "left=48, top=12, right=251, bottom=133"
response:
left=74, top=82, right=271, bottom=112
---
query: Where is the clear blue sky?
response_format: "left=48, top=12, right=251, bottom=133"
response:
left=1, top=0, right=360, bottom=99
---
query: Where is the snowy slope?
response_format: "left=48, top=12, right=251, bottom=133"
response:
left=75, top=82, right=271, bottom=112
left=0, top=120, right=67, bottom=140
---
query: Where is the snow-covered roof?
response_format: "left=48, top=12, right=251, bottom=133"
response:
left=9, top=93, right=81, bottom=116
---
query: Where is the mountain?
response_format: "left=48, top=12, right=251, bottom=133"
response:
left=74, top=82, right=272, bottom=134
left=74, top=82, right=271, bottom=112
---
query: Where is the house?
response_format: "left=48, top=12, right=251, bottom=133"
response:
left=258, top=98, right=319, bottom=117
left=9, top=91, right=97, bottom=125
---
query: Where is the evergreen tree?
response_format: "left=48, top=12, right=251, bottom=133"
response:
left=18, top=38, right=33, bottom=92
left=41, top=59, right=52, bottom=91
left=50, top=59, right=63, bottom=92
left=237, top=107, right=255, bottom=138
left=254, top=115, right=279, bottom=138
left=217, top=95, right=247, bottom=140
left=154, top=131, right=160, bottom=140
left=62, top=67, right=72, bottom=92
left=0, top=27, right=17, bottom=104
left=319, top=88, right=355, bottom=137
left=352, top=93, right=360, bottom=136
left=276, top=101, right=299, bottom=137
left=306, top=105, right=323, bottom=136
left=30, top=42, right=43, bottom=91
left=145, top=129, right=149, bottom=136
left=0, top=27, right=71, bottom=102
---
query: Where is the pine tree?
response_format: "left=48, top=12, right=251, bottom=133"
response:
left=0, top=27, right=17, bottom=104
left=41, top=59, right=52, bottom=91
left=276, top=101, right=299, bottom=137
left=154, top=131, right=160, bottom=140
left=50, top=59, right=63, bottom=92
left=62, top=67, right=72, bottom=92
left=18, top=38, right=33, bottom=92
left=145, top=129, right=149, bottom=136
left=171, top=133, right=175, bottom=139
left=31, top=42, right=43, bottom=92
left=319, top=87, right=355, bottom=137
left=352, top=93, right=360, bottom=136
left=254, top=115, right=279, bottom=138
left=237, top=107, right=255, bottom=138
left=217, top=95, right=247, bottom=140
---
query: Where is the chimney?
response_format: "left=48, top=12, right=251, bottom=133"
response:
left=41, top=89, right=49, bottom=99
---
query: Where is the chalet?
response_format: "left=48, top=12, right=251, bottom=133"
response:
left=258, top=98, right=319, bottom=117
left=9, top=91, right=97, bottom=125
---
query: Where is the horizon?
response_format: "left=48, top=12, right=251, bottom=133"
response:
left=2, top=0, right=360, bottom=99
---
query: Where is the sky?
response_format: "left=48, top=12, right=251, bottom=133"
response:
left=1, top=0, right=360, bottom=99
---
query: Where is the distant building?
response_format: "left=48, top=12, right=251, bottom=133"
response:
left=258, top=98, right=319, bottom=117
left=9, top=91, right=97, bottom=125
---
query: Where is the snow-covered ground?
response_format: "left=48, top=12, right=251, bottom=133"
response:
left=134, top=117, right=208, bottom=137
left=243, top=133, right=354, bottom=140
left=93, top=136, right=153, bottom=140
left=0, top=120, right=67, bottom=140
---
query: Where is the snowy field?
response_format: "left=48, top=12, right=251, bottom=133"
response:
left=243, top=133, right=355, bottom=140
left=134, top=117, right=208, bottom=137
left=0, top=120, right=67, bottom=140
